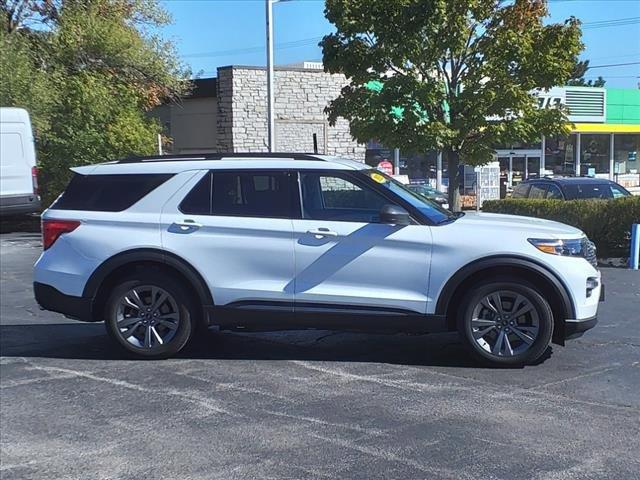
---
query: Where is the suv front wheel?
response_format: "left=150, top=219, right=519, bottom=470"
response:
left=105, top=272, right=194, bottom=358
left=458, top=280, right=554, bottom=366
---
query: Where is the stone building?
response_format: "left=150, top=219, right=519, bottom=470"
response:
left=152, top=63, right=366, bottom=161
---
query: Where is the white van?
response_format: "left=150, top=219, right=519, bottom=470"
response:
left=0, top=108, right=40, bottom=216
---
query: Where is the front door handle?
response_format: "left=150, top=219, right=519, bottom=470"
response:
left=307, top=228, right=338, bottom=238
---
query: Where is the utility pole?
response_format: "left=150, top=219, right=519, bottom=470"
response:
left=266, top=0, right=275, bottom=152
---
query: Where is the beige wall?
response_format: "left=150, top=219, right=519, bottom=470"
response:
left=216, top=66, right=366, bottom=161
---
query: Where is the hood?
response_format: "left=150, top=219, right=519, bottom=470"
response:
left=455, top=212, right=584, bottom=239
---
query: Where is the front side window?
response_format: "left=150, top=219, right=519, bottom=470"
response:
left=610, top=185, right=629, bottom=198
left=564, top=183, right=613, bottom=199
left=300, top=172, right=388, bottom=223
left=360, top=170, right=454, bottom=224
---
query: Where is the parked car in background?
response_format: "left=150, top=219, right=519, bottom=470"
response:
left=407, top=183, right=449, bottom=209
left=34, top=153, right=602, bottom=366
left=512, top=177, right=631, bottom=200
left=0, top=108, right=40, bottom=216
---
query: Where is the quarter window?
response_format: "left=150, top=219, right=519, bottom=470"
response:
left=52, top=174, right=173, bottom=212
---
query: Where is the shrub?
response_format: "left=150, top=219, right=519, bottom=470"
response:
left=482, top=197, right=640, bottom=258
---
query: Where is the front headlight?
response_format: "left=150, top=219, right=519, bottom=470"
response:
left=528, top=238, right=585, bottom=257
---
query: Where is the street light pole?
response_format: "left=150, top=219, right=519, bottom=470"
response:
left=266, top=0, right=275, bottom=152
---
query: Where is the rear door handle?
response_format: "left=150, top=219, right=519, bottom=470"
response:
left=169, top=219, right=202, bottom=233
left=307, top=228, right=338, bottom=238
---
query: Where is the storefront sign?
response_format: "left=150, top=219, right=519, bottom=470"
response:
left=377, top=160, right=393, bottom=175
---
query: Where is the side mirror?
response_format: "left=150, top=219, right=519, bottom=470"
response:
left=379, top=204, right=410, bottom=225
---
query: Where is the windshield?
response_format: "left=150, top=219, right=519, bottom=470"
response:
left=363, top=169, right=456, bottom=224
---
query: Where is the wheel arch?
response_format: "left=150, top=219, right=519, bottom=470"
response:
left=435, top=256, right=575, bottom=345
left=84, top=248, right=214, bottom=324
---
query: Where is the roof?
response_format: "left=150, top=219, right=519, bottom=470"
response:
left=530, top=177, right=618, bottom=185
left=71, top=153, right=368, bottom=175
left=0, top=107, right=31, bottom=123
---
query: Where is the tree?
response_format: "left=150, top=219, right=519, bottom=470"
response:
left=321, top=0, right=583, bottom=210
left=0, top=0, right=188, bottom=204
left=567, top=60, right=606, bottom=87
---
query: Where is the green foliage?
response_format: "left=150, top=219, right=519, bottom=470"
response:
left=0, top=0, right=189, bottom=205
left=322, top=0, right=584, bottom=210
left=482, top=197, right=640, bottom=258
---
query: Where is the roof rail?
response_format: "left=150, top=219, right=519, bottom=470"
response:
left=115, top=152, right=326, bottom=164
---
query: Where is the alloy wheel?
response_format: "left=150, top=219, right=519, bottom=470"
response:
left=114, top=285, right=180, bottom=349
left=470, top=290, right=540, bottom=357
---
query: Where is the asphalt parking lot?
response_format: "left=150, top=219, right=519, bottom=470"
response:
left=1, top=229, right=639, bottom=480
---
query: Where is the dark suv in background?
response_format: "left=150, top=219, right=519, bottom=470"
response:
left=512, top=177, right=631, bottom=200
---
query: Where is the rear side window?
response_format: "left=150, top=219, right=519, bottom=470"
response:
left=179, top=171, right=292, bottom=218
left=52, top=174, right=173, bottom=212
left=180, top=173, right=212, bottom=215
left=511, top=183, right=530, bottom=198
left=546, top=184, right=563, bottom=199
left=528, top=183, right=547, bottom=199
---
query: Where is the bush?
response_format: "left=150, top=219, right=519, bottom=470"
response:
left=482, top=197, right=640, bottom=258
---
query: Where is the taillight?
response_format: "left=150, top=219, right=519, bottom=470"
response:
left=42, top=219, right=80, bottom=250
left=32, top=166, right=39, bottom=196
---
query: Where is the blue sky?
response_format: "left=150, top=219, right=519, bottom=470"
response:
left=160, top=0, right=640, bottom=87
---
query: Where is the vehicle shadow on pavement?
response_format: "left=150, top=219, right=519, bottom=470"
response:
left=0, top=323, right=552, bottom=368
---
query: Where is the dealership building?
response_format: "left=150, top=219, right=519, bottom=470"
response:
left=153, top=63, right=640, bottom=190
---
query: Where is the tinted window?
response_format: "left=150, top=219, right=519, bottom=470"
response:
left=180, top=172, right=212, bottom=215
left=52, top=174, right=173, bottom=212
left=563, top=183, right=613, bottom=199
left=301, top=172, right=388, bottom=223
left=512, top=183, right=531, bottom=198
left=528, top=184, right=547, bottom=199
left=361, top=170, right=453, bottom=224
left=212, top=171, right=291, bottom=218
left=546, top=184, right=563, bottom=199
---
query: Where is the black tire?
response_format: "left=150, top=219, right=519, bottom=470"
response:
left=104, top=271, right=195, bottom=359
left=457, top=279, right=554, bottom=366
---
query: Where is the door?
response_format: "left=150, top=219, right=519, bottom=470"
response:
left=0, top=122, right=35, bottom=197
left=161, top=170, right=296, bottom=309
left=291, top=170, right=431, bottom=315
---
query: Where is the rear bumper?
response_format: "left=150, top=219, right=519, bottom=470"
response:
left=0, top=194, right=41, bottom=216
left=34, top=282, right=94, bottom=321
left=564, top=315, right=598, bottom=340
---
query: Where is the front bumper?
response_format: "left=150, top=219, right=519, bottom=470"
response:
left=34, top=282, right=94, bottom=321
left=564, top=315, right=598, bottom=340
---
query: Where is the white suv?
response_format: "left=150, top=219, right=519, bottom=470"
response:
left=34, top=153, right=602, bottom=365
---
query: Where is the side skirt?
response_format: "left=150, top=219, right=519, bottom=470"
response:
left=206, top=301, right=449, bottom=334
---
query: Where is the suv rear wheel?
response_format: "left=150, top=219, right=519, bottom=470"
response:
left=105, top=272, right=194, bottom=358
left=458, top=280, right=554, bottom=366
